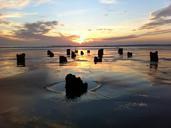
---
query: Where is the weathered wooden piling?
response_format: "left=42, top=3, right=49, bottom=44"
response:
left=47, top=50, right=54, bottom=57
left=59, top=56, right=67, bottom=63
left=16, top=53, right=25, bottom=66
left=150, top=51, right=158, bottom=62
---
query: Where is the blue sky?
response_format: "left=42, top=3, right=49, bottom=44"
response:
left=0, top=0, right=171, bottom=46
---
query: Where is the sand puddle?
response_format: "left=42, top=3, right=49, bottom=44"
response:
left=45, top=71, right=151, bottom=102
left=45, top=80, right=102, bottom=94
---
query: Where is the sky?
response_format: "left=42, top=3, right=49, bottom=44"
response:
left=0, top=0, right=171, bottom=46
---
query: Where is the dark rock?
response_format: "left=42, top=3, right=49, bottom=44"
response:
left=16, top=53, right=25, bottom=67
left=67, top=49, right=70, bottom=56
left=118, top=48, right=123, bottom=55
left=150, top=51, right=159, bottom=62
left=81, top=51, right=84, bottom=56
left=71, top=51, right=76, bottom=59
left=127, top=52, right=133, bottom=58
left=98, top=49, right=104, bottom=58
left=65, top=74, right=88, bottom=99
left=59, top=56, right=67, bottom=63
left=47, top=50, right=54, bottom=57
left=94, top=56, right=102, bottom=64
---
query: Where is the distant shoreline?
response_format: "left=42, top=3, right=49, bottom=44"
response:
left=0, top=44, right=171, bottom=49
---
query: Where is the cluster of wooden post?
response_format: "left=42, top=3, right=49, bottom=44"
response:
left=16, top=48, right=159, bottom=66
left=118, top=48, right=133, bottom=58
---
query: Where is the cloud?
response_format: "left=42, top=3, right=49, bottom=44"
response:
left=100, top=0, right=117, bottom=4
left=141, top=19, right=171, bottom=29
left=90, top=28, right=171, bottom=44
left=151, top=4, right=171, bottom=20
left=0, top=12, right=37, bottom=19
left=141, top=3, right=171, bottom=29
left=0, top=21, right=80, bottom=46
left=0, top=19, right=9, bottom=24
left=15, top=21, right=58, bottom=38
left=0, top=0, right=30, bottom=9
left=96, top=28, right=113, bottom=31
left=0, top=0, right=53, bottom=9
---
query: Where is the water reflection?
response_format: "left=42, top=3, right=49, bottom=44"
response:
left=150, top=62, right=158, bottom=71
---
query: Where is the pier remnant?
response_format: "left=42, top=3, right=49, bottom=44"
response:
left=59, top=56, right=67, bottom=63
left=16, top=53, right=25, bottom=67
left=98, top=49, right=104, bottom=58
left=75, top=50, right=78, bottom=53
left=67, top=49, right=70, bottom=56
left=65, top=74, right=88, bottom=99
left=87, top=50, right=90, bottom=54
left=118, top=48, right=123, bottom=55
left=71, top=51, right=76, bottom=59
left=81, top=51, right=84, bottom=56
left=47, top=50, right=54, bottom=57
left=150, top=51, right=159, bottom=62
left=127, top=52, right=133, bottom=58
left=94, top=56, right=102, bottom=64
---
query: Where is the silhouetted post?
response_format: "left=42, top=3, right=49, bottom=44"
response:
left=81, top=51, right=84, bottom=56
left=75, top=49, right=78, bottom=53
left=67, top=49, right=70, bottom=56
left=65, top=74, right=88, bottom=99
left=16, top=53, right=25, bottom=67
left=71, top=51, right=76, bottom=59
left=127, top=52, right=133, bottom=58
left=87, top=50, right=90, bottom=54
left=47, top=50, right=54, bottom=57
left=94, top=56, right=102, bottom=64
left=150, top=51, right=158, bottom=62
left=59, top=56, right=67, bottom=63
left=118, top=48, right=123, bottom=55
left=98, top=49, right=104, bottom=58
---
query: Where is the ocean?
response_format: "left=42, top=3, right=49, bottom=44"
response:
left=0, top=46, right=171, bottom=128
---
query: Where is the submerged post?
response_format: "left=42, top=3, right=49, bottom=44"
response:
left=98, top=49, right=104, bottom=58
left=118, top=48, right=123, bottom=55
left=150, top=51, right=159, bottom=62
left=81, top=51, right=84, bottom=56
left=94, top=56, right=102, bottom=64
left=47, top=50, right=54, bottom=57
left=127, top=52, right=133, bottom=58
left=16, top=53, right=25, bottom=67
left=59, top=56, right=67, bottom=63
left=67, top=49, right=70, bottom=56
left=71, top=51, right=76, bottom=59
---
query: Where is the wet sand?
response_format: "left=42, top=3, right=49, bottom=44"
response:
left=0, top=47, right=171, bottom=128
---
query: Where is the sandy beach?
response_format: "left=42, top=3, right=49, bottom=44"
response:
left=0, top=46, right=171, bottom=128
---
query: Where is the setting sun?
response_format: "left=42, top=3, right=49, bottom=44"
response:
left=74, top=35, right=86, bottom=44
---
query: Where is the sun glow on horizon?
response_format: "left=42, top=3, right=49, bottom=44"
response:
left=73, top=35, right=86, bottom=44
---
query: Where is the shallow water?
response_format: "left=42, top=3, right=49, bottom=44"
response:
left=0, top=46, right=171, bottom=128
